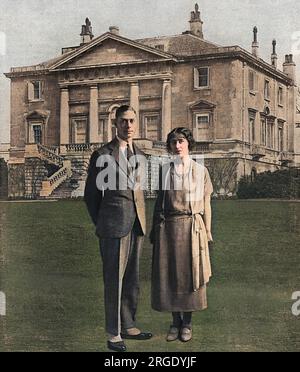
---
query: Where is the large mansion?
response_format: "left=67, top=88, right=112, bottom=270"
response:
left=2, top=4, right=300, bottom=199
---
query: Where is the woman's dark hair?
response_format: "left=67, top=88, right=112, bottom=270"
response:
left=166, top=127, right=195, bottom=153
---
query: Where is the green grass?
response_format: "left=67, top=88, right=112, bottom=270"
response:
left=0, top=200, right=299, bottom=352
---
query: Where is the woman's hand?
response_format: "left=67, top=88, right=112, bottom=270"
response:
left=206, top=231, right=213, bottom=242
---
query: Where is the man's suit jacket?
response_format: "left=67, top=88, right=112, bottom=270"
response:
left=84, top=137, right=146, bottom=239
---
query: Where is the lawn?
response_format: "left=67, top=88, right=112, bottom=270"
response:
left=0, top=199, right=299, bottom=352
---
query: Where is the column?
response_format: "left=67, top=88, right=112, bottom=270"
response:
left=130, top=82, right=140, bottom=138
left=89, top=85, right=99, bottom=144
left=162, top=79, right=172, bottom=141
left=60, top=88, right=69, bottom=145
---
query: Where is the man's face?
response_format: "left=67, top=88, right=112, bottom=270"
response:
left=116, top=110, right=137, bottom=141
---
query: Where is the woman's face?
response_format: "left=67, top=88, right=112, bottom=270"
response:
left=169, top=135, right=190, bottom=158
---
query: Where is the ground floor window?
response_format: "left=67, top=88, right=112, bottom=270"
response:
left=28, top=122, right=43, bottom=144
left=71, top=118, right=88, bottom=144
left=196, top=114, right=210, bottom=141
left=144, top=114, right=160, bottom=141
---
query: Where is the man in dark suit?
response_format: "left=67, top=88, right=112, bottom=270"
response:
left=84, top=105, right=152, bottom=352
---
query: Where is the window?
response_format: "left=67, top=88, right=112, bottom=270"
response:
left=278, top=87, right=283, bottom=106
left=194, top=67, right=210, bottom=89
left=261, top=119, right=266, bottom=146
left=249, top=70, right=256, bottom=92
left=266, top=120, right=274, bottom=148
left=196, top=114, right=210, bottom=142
left=71, top=118, right=87, bottom=144
left=196, top=114, right=210, bottom=126
left=264, top=80, right=270, bottom=100
left=249, top=117, right=255, bottom=144
left=33, top=125, right=42, bottom=144
left=98, top=118, right=106, bottom=142
left=28, top=81, right=43, bottom=101
left=251, top=168, right=257, bottom=182
left=278, top=121, right=285, bottom=152
left=144, top=114, right=160, bottom=141
left=278, top=126, right=284, bottom=152
left=28, top=123, right=43, bottom=144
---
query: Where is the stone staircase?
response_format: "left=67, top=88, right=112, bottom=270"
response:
left=36, top=144, right=73, bottom=198
left=49, top=158, right=89, bottom=199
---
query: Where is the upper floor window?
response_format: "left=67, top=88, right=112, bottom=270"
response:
left=194, top=67, right=210, bottom=89
left=28, top=81, right=43, bottom=101
left=278, top=86, right=284, bottom=106
left=249, top=70, right=257, bottom=92
left=264, top=80, right=270, bottom=100
left=261, top=119, right=266, bottom=146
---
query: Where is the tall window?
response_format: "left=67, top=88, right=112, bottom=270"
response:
left=249, top=70, right=256, bottom=92
left=98, top=118, right=106, bottom=143
left=261, top=119, right=266, bottom=146
left=264, top=80, right=270, bottom=100
left=266, top=120, right=274, bottom=148
left=278, top=122, right=284, bottom=152
left=71, top=118, right=87, bottom=144
left=194, top=67, right=210, bottom=88
left=278, top=87, right=284, bottom=106
left=28, top=81, right=43, bottom=101
left=33, top=125, right=42, bottom=144
left=33, top=81, right=42, bottom=100
left=196, top=114, right=210, bottom=141
left=249, top=117, right=255, bottom=144
left=144, top=114, right=160, bottom=141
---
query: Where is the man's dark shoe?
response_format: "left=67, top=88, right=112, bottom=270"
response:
left=107, top=340, right=127, bottom=352
left=121, top=332, right=153, bottom=340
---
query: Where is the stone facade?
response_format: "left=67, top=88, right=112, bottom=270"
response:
left=4, top=4, right=300, bottom=199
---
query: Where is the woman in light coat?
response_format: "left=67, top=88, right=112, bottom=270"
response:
left=151, top=127, right=214, bottom=343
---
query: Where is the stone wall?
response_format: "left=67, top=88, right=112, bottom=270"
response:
left=24, top=158, right=49, bottom=199
left=0, top=159, right=8, bottom=199
left=8, top=163, right=25, bottom=199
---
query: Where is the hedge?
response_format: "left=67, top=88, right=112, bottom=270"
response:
left=237, top=169, right=300, bottom=199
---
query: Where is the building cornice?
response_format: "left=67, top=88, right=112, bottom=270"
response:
left=4, top=44, right=295, bottom=86
left=58, top=73, right=173, bottom=87
left=180, top=46, right=295, bottom=85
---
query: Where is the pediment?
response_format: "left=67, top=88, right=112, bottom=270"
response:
left=190, top=100, right=216, bottom=110
left=50, top=33, right=176, bottom=70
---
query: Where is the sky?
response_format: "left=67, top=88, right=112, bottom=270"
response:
left=1, top=0, right=300, bottom=143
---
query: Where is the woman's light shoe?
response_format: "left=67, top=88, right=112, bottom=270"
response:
left=180, top=327, right=192, bottom=342
left=166, top=326, right=180, bottom=342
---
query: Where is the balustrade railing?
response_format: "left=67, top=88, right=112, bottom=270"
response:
left=37, top=144, right=64, bottom=167
left=40, top=161, right=72, bottom=197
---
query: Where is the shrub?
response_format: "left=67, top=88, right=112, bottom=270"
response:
left=237, top=169, right=300, bottom=199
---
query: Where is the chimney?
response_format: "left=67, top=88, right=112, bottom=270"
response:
left=109, top=26, right=120, bottom=36
left=80, top=18, right=94, bottom=45
left=271, top=39, right=278, bottom=68
left=189, top=3, right=203, bottom=38
left=252, top=26, right=259, bottom=57
left=283, top=54, right=296, bottom=81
